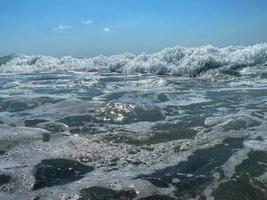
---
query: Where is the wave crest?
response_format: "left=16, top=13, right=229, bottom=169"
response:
left=1, top=44, right=267, bottom=79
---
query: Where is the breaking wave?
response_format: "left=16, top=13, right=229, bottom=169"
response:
left=1, top=44, right=267, bottom=78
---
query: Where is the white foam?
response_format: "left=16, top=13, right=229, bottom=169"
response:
left=244, top=140, right=267, bottom=151
left=1, top=44, right=266, bottom=78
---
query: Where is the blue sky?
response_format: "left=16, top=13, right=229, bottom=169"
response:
left=0, top=0, right=267, bottom=57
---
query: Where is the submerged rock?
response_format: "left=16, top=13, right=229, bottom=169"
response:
left=32, top=159, right=94, bottom=190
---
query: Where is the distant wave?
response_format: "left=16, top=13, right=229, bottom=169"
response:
left=1, top=44, right=267, bottom=79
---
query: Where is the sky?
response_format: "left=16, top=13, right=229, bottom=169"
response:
left=0, top=0, right=267, bottom=57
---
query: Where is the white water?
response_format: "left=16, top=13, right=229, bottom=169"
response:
left=1, top=44, right=267, bottom=79
left=0, top=44, right=267, bottom=200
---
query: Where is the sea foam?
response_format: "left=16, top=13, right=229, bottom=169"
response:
left=0, top=44, right=267, bottom=78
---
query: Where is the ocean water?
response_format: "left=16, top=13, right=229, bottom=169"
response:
left=0, top=44, right=267, bottom=200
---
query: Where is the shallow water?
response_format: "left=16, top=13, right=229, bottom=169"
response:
left=1, top=46, right=267, bottom=199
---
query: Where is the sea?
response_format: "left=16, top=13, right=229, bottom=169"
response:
left=0, top=44, right=267, bottom=200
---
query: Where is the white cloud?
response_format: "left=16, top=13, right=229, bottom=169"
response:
left=103, top=27, right=111, bottom=32
left=54, top=25, right=72, bottom=30
left=81, top=19, right=93, bottom=25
